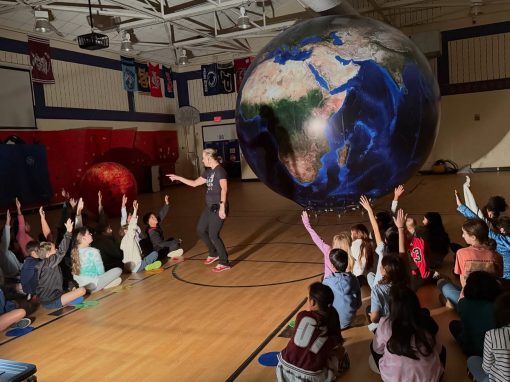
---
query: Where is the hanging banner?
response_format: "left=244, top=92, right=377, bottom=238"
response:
left=28, top=35, right=55, bottom=84
left=201, top=63, right=221, bottom=96
left=135, top=62, right=150, bottom=92
left=233, top=56, right=254, bottom=92
left=121, top=56, right=137, bottom=92
left=148, top=63, right=162, bottom=97
left=162, top=65, right=175, bottom=98
left=218, top=62, right=235, bottom=94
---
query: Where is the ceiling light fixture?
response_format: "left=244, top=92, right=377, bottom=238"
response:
left=178, top=49, right=189, bottom=65
left=237, top=6, right=251, bottom=30
left=34, top=9, right=52, bottom=33
left=120, top=31, right=133, bottom=52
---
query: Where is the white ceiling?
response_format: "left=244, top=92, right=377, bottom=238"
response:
left=1, top=0, right=510, bottom=65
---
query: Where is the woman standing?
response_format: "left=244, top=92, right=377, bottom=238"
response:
left=167, top=148, right=230, bottom=272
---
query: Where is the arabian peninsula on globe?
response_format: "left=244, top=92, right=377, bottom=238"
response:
left=236, top=15, right=440, bottom=210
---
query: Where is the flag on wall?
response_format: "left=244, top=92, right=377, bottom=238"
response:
left=218, top=62, right=235, bottom=94
left=28, top=35, right=55, bottom=84
left=135, top=62, right=150, bottom=92
left=148, top=63, right=162, bottom=97
left=162, top=65, right=174, bottom=98
left=201, top=63, right=221, bottom=96
left=121, top=56, right=137, bottom=92
left=233, top=56, right=254, bottom=91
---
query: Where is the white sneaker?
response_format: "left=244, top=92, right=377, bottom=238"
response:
left=104, top=278, right=122, bottom=289
left=167, top=248, right=184, bottom=258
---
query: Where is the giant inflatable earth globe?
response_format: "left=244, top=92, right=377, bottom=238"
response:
left=236, top=15, right=440, bottom=210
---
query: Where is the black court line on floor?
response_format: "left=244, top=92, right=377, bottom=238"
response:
left=171, top=241, right=324, bottom=288
left=225, top=297, right=307, bottom=382
left=0, top=261, right=183, bottom=347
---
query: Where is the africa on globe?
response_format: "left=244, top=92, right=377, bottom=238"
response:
left=236, top=15, right=440, bottom=210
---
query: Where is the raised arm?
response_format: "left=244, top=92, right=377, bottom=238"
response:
left=39, top=206, right=52, bottom=241
left=120, top=194, right=128, bottom=226
left=456, top=190, right=481, bottom=220
left=15, top=197, right=25, bottom=234
left=58, top=188, right=71, bottom=228
left=50, top=219, right=73, bottom=267
left=97, top=191, right=108, bottom=225
left=393, top=208, right=407, bottom=256
left=75, top=198, right=84, bottom=229
left=158, top=195, right=170, bottom=222
left=166, top=174, right=206, bottom=188
left=219, top=178, right=228, bottom=220
left=463, top=176, right=484, bottom=219
left=360, top=195, right=383, bottom=245
left=126, top=201, right=139, bottom=240
left=301, top=211, right=329, bottom=250
left=391, top=185, right=404, bottom=215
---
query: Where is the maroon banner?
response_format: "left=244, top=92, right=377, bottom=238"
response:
left=28, top=35, right=55, bottom=84
left=148, top=63, right=162, bottom=97
left=233, top=56, right=254, bottom=92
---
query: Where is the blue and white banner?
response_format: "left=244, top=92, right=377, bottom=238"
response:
left=121, top=56, right=137, bottom=92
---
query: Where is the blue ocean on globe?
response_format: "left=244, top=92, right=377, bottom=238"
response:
left=236, top=15, right=440, bottom=210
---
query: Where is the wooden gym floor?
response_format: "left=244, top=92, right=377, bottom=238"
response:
left=1, top=172, right=509, bottom=381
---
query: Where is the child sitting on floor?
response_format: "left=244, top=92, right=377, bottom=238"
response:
left=36, top=219, right=86, bottom=309
left=0, top=209, right=22, bottom=279
left=143, top=195, right=183, bottom=259
left=368, top=254, right=409, bottom=331
left=276, top=282, right=349, bottom=382
left=449, top=271, right=501, bottom=357
left=0, top=287, right=31, bottom=331
left=323, top=249, right=361, bottom=329
left=21, top=240, right=40, bottom=300
left=71, top=227, right=123, bottom=293
left=370, top=286, right=446, bottom=381
left=121, top=200, right=162, bottom=272
left=438, top=217, right=503, bottom=309
left=467, top=291, right=510, bottom=382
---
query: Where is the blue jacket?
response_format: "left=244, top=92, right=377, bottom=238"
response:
left=458, top=204, right=510, bottom=279
left=20, top=257, right=40, bottom=295
left=323, top=272, right=362, bottom=329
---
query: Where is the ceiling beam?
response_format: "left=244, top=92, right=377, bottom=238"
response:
left=172, top=19, right=297, bottom=48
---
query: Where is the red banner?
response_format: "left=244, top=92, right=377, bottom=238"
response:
left=28, top=35, right=55, bottom=84
left=148, top=63, right=162, bottom=97
left=234, top=56, right=254, bottom=92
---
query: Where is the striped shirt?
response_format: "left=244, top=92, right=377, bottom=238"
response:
left=483, top=325, right=510, bottom=382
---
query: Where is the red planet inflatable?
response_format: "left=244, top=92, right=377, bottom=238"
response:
left=80, top=162, right=137, bottom=216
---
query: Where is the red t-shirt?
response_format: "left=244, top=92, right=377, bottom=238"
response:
left=281, top=311, right=338, bottom=372
left=408, top=236, right=430, bottom=279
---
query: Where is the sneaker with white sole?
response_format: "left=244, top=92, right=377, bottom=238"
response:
left=104, top=278, right=122, bottom=289
left=204, top=256, right=219, bottom=265
left=212, top=264, right=231, bottom=273
left=167, top=248, right=184, bottom=258
left=9, top=318, right=31, bottom=329
left=145, top=260, right=162, bottom=271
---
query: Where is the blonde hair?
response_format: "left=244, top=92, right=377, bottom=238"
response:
left=203, top=148, right=219, bottom=161
left=37, top=242, right=54, bottom=259
left=71, top=227, right=89, bottom=275
left=332, top=232, right=353, bottom=272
